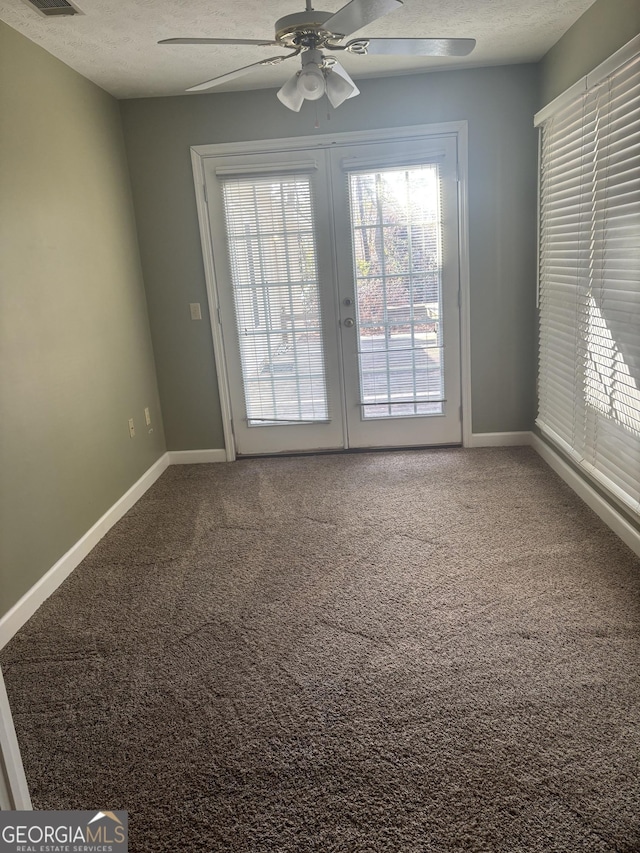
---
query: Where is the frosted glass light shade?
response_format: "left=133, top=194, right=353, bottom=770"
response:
left=297, top=63, right=325, bottom=101
left=277, top=73, right=304, bottom=111
left=326, top=62, right=360, bottom=107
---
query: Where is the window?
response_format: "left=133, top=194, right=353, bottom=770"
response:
left=346, top=165, right=445, bottom=419
left=536, top=39, right=640, bottom=513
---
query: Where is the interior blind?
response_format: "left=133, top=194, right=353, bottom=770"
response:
left=537, top=49, right=640, bottom=514
left=220, top=173, right=329, bottom=425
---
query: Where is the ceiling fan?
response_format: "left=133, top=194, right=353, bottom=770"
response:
left=159, top=0, right=476, bottom=112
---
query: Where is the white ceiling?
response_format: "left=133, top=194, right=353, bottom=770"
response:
left=1, top=0, right=596, bottom=99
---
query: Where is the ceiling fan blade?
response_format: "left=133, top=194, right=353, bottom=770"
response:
left=186, top=55, right=294, bottom=92
left=347, top=37, right=476, bottom=56
left=159, top=38, right=278, bottom=46
left=323, top=0, right=402, bottom=39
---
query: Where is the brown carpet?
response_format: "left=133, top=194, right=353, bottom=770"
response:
left=2, top=447, right=640, bottom=852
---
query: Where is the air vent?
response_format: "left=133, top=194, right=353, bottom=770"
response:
left=24, top=0, right=82, bottom=16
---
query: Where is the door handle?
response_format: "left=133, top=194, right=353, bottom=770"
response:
left=343, top=318, right=355, bottom=328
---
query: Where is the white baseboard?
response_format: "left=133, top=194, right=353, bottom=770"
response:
left=168, top=449, right=227, bottom=464
left=0, top=453, right=170, bottom=651
left=466, top=431, right=534, bottom=448
left=532, top=434, right=640, bottom=560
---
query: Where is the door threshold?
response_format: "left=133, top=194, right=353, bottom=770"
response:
left=237, top=443, right=463, bottom=460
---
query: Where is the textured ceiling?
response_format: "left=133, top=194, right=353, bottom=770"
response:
left=0, top=0, right=597, bottom=99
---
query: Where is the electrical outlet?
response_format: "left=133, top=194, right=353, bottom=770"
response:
left=128, top=418, right=135, bottom=438
left=144, top=407, right=151, bottom=426
left=189, top=302, right=202, bottom=321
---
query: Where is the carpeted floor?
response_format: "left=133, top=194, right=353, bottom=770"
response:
left=2, top=447, right=640, bottom=852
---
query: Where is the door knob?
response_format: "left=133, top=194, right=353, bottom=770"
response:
left=343, top=318, right=355, bottom=328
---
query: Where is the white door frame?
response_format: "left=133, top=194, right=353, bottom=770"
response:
left=0, top=666, right=32, bottom=810
left=191, top=122, right=472, bottom=460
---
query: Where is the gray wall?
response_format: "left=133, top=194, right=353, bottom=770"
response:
left=120, top=63, right=540, bottom=449
left=541, top=0, right=640, bottom=105
left=0, top=22, right=166, bottom=617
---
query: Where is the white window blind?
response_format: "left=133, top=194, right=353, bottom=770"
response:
left=220, top=173, right=329, bottom=425
left=537, top=45, right=640, bottom=514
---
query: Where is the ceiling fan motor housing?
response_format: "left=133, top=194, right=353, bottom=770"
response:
left=275, top=10, right=337, bottom=48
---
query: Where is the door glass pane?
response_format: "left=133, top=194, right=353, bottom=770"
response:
left=221, top=175, right=329, bottom=425
left=347, top=165, right=444, bottom=419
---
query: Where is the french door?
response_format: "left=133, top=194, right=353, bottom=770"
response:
left=203, top=132, right=462, bottom=456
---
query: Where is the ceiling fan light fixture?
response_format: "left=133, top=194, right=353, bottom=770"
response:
left=277, top=72, right=305, bottom=111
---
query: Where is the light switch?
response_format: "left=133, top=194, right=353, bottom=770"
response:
left=190, top=302, right=202, bottom=321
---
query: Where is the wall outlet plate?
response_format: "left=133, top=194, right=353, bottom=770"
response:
left=128, top=418, right=135, bottom=438
left=144, top=407, right=151, bottom=426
